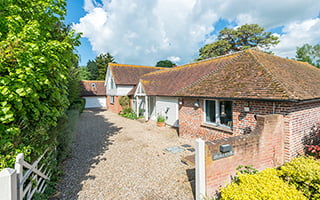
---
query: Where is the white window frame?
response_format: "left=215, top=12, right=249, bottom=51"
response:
left=110, top=77, right=115, bottom=89
left=203, top=99, right=232, bottom=129
left=110, top=96, right=114, bottom=104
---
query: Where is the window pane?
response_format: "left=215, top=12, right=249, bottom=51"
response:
left=205, top=100, right=215, bottom=123
left=220, top=101, right=232, bottom=127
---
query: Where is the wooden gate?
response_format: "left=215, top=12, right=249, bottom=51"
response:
left=0, top=149, right=54, bottom=200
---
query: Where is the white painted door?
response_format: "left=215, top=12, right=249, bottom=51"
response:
left=156, top=97, right=179, bottom=127
left=84, top=97, right=106, bottom=108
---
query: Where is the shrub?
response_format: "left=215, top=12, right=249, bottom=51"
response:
left=119, top=96, right=130, bottom=108
left=305, top=123, right=320, bottom=159
left=71, top=98, right=86, bottom=113
left=119, top=107, right=137, bottom=120
left=279, top=156, right=320, bottom=200
left=220, top=168, right=307, bottom=200
left=306, top=145, right=320, bottom=158
left=50, top=108, right=81, bottom=162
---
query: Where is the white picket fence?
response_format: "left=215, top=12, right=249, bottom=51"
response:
left=0, top=149, right=53, bottom=200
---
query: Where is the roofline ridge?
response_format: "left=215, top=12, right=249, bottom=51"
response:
left=141, top=49, right=248, bottom=79
left=184, top=47, right=260, bottom=67
left=140, top=68, right=171, bottom=78
left=248, top=50, right=297, bottom=98
left=174, top=50, right=247, bottom=95
left=109, top=63, right=163, bottom=69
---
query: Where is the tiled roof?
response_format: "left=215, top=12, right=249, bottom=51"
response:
left=139, top=53, right=239, bottom=96
left=175, top=49, right=320, bottom=100
left=109, top=63, right=165, bottom=85
left=80, top=80, right=106, bottom=96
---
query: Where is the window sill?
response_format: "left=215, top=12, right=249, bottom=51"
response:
left=201, top=123, right=233, bottom=134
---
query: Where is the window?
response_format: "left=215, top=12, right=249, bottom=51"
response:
left=108, top=77, right=115, bottom=89
left=205, top=100, right=233, bottom=128
left=110, top=96, right=114, bottom=104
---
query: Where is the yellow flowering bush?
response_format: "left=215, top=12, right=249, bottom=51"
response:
left=279, top=156, right=320, bottom=200
left=220, top=168, right=307, bottom=200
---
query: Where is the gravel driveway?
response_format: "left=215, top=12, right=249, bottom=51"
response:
left=53, top=109, right=195, bottom=200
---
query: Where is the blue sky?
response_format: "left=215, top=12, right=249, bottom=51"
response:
left=66, top=0, right=320, bottom=66
left=65, top=0, right=95, bottom=66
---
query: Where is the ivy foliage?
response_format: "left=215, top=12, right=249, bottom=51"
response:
left=0, top=0, right=80, bottom=168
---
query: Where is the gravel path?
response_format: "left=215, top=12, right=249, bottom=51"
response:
left=53, top=109, right=195, bottom=200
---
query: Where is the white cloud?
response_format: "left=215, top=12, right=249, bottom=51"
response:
left=270, top=18, right=320, bottom=59
left=75, top=0, right=320, bottom=65
left=167, top=56, right=181, bottom=63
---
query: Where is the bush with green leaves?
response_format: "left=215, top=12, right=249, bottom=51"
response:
left=220, top=168, right=307, bottom=200
left=279, top=156, right=320, bottom=200
left=0, top=0, right=80, bottom=169
left=52, top=108, right=81, bottom=162
left=120, top=107, right=138, bottom=120
left=119, top=96, right=130, bottom=108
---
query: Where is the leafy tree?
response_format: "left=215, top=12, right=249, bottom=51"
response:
left=0, top=0, right=80, bottom=168
left=155, top=60, right=176, bottom=68
left=78, top=66, right=90, bottom=80
left=296, top=44, right=320, bottom=68
left=86, top=60, right=98, bottom=80
left=95, top=53, right=116, bottom=80
left=197, top=24, right=280, bottom=60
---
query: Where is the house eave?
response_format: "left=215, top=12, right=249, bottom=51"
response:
left=175, top=95, right=320, bottom=103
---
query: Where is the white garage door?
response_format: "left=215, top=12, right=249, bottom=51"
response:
left=84, top=97, right=106, bottom=108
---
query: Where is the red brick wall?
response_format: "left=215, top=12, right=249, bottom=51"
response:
left=285, top=101, right=320, bottom=160
left=106, top=96, right=123, bottom=114
left=179, top=98, right=320, bottom=160
left=205, top=114, right=285, bottom=196
left=179, top=98, right=234, bottom=140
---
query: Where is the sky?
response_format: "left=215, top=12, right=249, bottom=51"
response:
left=65, top=0, right=320, bottom=67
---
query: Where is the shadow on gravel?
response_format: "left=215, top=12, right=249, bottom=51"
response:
left=186, top=168, right=196, bottom=199
left=52, top=109, right=122, bottom=200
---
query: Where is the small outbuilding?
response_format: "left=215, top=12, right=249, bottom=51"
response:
left=80, top=80, right=106, bottom=108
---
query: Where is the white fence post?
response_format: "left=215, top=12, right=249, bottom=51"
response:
left=0, top=168, right=18, bottom=200
left=15, top=153, right=24, bottom=200
left=196, top=138, right=206, bottom=200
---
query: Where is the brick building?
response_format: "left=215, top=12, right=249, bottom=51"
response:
left=80, top=80, right=106, bottom=108
left=137, top=48, right=320, bottom=160
left=104, top=48, right=320, bottom=160
left=105, top=63, right=164, bottom=113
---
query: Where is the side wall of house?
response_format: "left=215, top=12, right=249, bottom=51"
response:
left=116, top=85, right=134, bottom=96
left=179, top=98, right=320, bottom=160
left=106, top=96, right=123, bottom=114
left=285, top=101, right=320, bottom=160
